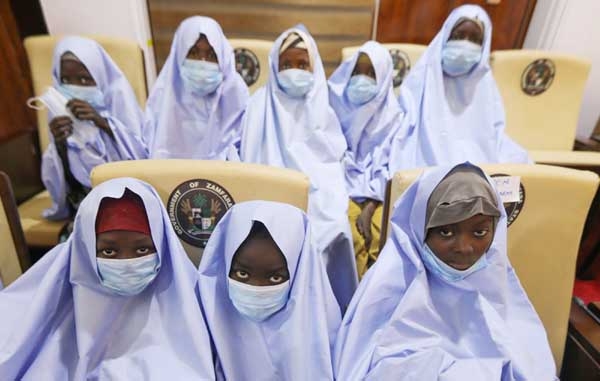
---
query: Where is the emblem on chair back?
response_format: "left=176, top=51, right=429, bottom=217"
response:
left=234, top=48, right=261, bottom=86
left=491, top=174, right=526, bottom=227
left=389, top=49, right=411, bottom=89
left=168, top=179, right=235, bottom=248
left=521, top=58, right=556, bottom=96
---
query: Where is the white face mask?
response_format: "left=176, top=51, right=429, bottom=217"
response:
left=228, top=278, right=290, bottom=322
left=180, top=59, right=224, bottom=96
left=441, top=39, right=483, bottom=77
left=97, top=253, right=160, bottom=296
left=277, top=69, right=314, bottom=98
left=27, top=86, right=69, bottom=116
left=58, top=84, right=105, bottom=109
left=420, top=243, right=488, bottom=282
left=346, top=74, right=378, bottom=105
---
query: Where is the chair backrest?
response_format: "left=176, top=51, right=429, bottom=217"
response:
left=381, top=164, right=600, bottom=371
left=23, top=35, right=148, bottom=152
left=229, top=39, right=272, bottom=94
left=90, top=160, right=310, bottom=266
left=490, top=50, right=591, bottom=151
left=341, top=43, right=427, bottom=96
left=0, top=172, right=31, bottom=287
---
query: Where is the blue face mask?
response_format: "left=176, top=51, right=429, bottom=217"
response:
left=97, top=253, right=160, bottom=296
left=277, top=69, right=314, bottom=98
left=58, top=84, right=105, bottom=109
left=441, top=40, right=483, bottom=77
left=228, top=278, right=290, bottom=322
left=346, top=74, right=378, bottom=105
left=420, top=243, right=488, bottom=282
left=180, top=59, right=224, bottom=96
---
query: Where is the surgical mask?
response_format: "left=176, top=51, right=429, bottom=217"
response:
left=180, top=59, right=223, bottom=96
left=58, top=84, right=105, bottom=109
left=346, top=74, right=378, bottom=105
left=97, top=253, right=160, bottom=296
left=441, top=40, right=482, bottom=77
left=228, top=278, right=290, bottom=322
left=420, top=243, right=488, bottom=282
left=277, top=69, right=314, bottom=98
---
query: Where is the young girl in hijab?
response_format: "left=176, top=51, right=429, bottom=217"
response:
left=34, top=36, right=147, bottom=221
left=0, top=178, right=215, bottom=380
left=198, top=200, right=341, bottom=380
left=334, top=163, right=557, bottom=380
left=329, top=41, right=405, bottom=278
left=144, top=16, right=248, bottom=159
left=387, top=5, right=530, bottom=175
left=239, top=26, right=357, bottom=310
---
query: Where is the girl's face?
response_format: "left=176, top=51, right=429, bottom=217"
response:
left=96, top=231, right=156, bottom=260
left=351, top=53, right=376, bottom=79
left=278, top=47, right=310, bottom=72
left=186, top=35, right=218, bottom=63
left=229, top=237, right=290, bottom=287
left=425, top=214, right=494, bottom=270
left=60, top=54, right=96, bottom=86
left=448, top=19, right=484, bottom=45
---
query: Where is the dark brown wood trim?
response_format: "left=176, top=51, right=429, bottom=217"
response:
left=379, top=178, right=392, bottom=252
left=0, top=171, right=31, bottom=272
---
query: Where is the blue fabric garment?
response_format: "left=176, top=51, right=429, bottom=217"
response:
left=0, top=178, right=215, bottom=380
left=198, top=201, right=341, bottom=380
left=388, top=5, right=531, bottom=176
left=144, top=16, right=249, bottom=159
left=239, top=26, right=357, bottom=310
left=334, top=163, right=557, bottom=381
left=39, top=36, right=147, bottom=220
left=329, top=41, right=405, bottom=202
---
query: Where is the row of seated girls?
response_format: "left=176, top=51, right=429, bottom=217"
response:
left=0, top=165, right=556, bottom=379
left=1, top=4, right=557, bottom=378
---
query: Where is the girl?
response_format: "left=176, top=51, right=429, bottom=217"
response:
left=37, top=36, right=146, bottom=220
left=239, top=26, right=357, bottom=310
left=0, top=178, right=215, bottom=379
left=144, top=16, right=248, bottom=159
left=198, top=200, right=340, bottom=380
left=334, top=163, right=556, bottom=380
left=329, top=41, right=405, bottom=277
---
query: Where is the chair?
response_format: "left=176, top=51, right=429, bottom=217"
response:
left=90, top=160, right=310, bottom=266
left=0, top=172, right=31, bottom=287
left=341, top=43, right=427, bottom=95
left=229, top=39, right=272, bottom=94
left=18, top=35, right=148, bottom=248
left=490, top=50, right=591, bottom=151
left=381, top=164, right=600, bottom=372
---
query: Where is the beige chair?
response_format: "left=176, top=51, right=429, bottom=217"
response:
left=381, top=164, right=600, bottom=372
left=341, top=43, right=427, bottom=96
left=490, top=50, right=590, bottom=151
left=229, top=39, right=272, bottom=94
left=91, top=160, right=310, bottom=265
left=19, top=35, right=148, bottom=248
left=0, top=172, right=31, bottom=287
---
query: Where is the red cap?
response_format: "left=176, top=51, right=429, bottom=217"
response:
left=95, top=189, right=151, bottom=235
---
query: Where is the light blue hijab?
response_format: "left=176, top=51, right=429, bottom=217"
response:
left=41, top=36, right=147, bottom=220
left=0, top=178, right=215, bottom=380
left=334, top=163, right=557, bottom=380
left=198, top=201, right=341, bottom=380
left=329, top=41, right=405, bottom=202
left=388, top=5, right=530, bottom=175
left=239, top=26, right=357, bottom=310
left=144, top=16, right=249, bottom=159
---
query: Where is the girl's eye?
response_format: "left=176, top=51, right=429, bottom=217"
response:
left=439, top=229, right=453, bottom=238
left=101, top=249, right=116, bottom=257
left=61, top=77, right=68, bottom=83
left=473, top=229, right=489, bottom=238
left=235, top=270, right=249, bottom=279
left=269, top=275, right=284, bottom=283
left=136, top=247, right=150, bottom=255
left=282, top=62, right=290, bottom=70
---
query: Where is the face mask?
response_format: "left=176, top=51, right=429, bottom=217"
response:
left=346, top=74, right=378, bottom=105
left=277, top=69, right=314, bottom=98
left=97, top=253, right=160, bottom=296
left=58, top=84, right=105, bottom=109
left=441, top=40, right=482, bottom=77
left=180, top=59, right=223, bottom=96
left=420, top=243, right=488, bottom=282
left=228, top=278, right=290, bottom=322
left=27, top=86, right=69, bottom=116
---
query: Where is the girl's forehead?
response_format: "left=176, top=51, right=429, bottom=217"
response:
left=357, top=53, right=372, bottom=65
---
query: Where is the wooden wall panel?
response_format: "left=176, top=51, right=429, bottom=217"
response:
left=376, top=0, right=536, bottom=50
left=148, top=0, right=374, bottom=75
